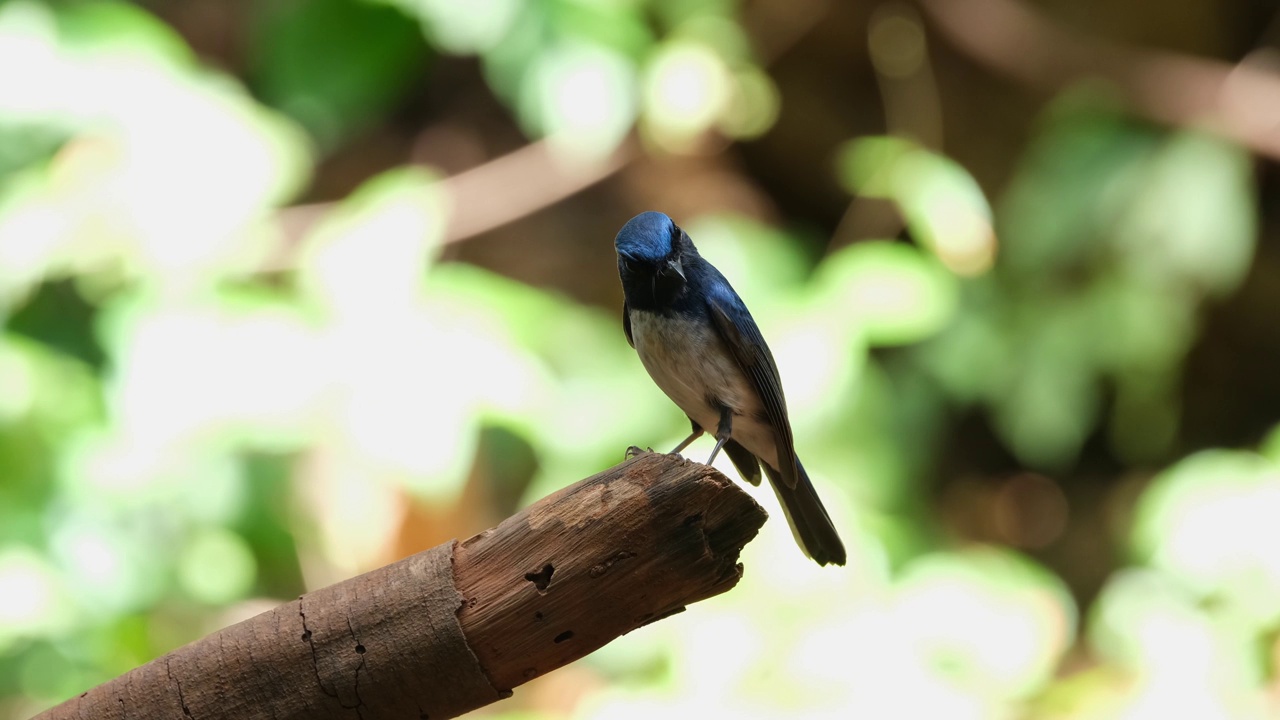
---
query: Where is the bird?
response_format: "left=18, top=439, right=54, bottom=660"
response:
left=614, top=211, right=846, bottom=566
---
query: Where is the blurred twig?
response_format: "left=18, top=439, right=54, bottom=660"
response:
left=742, top=0, right=831, bottom=63
left=919, top=0, right=1280, bottom=160
left=269, top=136, right=637, bottom=270
left=441, top=137, right=637, bottom=241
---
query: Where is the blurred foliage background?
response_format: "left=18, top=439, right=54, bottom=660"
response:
left=1, top=0, right=1279, bottom=717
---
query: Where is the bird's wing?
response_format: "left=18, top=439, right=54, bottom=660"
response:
left=622, top=300, right=634, bottom=348
left=706, top=291, right=799, bottom=489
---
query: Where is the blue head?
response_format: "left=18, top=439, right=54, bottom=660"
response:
left=614, top=211, right=690, bottom=309
left=615, top=211, right=679, bottom=265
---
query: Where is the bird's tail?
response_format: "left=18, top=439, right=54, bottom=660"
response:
left=763, top=460, right=847, bottom=566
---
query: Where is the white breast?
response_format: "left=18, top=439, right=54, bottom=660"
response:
left=629, top=310, right=779, bottom=469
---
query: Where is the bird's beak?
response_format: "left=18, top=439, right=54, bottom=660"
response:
left=663, top=256, right=685, bottom=282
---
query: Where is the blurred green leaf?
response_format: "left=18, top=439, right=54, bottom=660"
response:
left=1113, top=131, right=1255, bottom=296
left=18, top=642, right=85, bottom=708
left=642, top=38, right=732, bottom=151
left=1260, top=424, right=1280, bottom=464
left=717, top=65, right=779, bottom=139
left=7, top=279, right=105, bottom=368
left=0, top=548, right=72, bottom=649
left=1131, top=450, right=1280, bottom=628
left=237, top=453, right=305, bottom=598
left=177, top=528, right=257, bottom=606
left=838, top=136, right=995, bottom=275
left=0, top=0, right=313, bottom=297
left=1088, top=567, right=1263, bottom=709
left=95, top=288, right=321, bottom=454
left=991, top=299, right=1101, bottom=468
left=517, top=39, right=637, bottom=158
left=685, top=214, right=810, bottom=295
left=54, top=1, right=195, bottom=66
left=250, top=0, right=430, bottom=149
left=549, top=0, right=654, bottom=58
left=299, top=165, right=444, bottom=313
left=0, top=333, right=102, bottom=437
left=918, top=98, right=1255, bottom=471
left=421, top=261, right=670, bottom=503
left=815, top=240, right=958, bottom=347
left=387, top=0, right=522, bottom=54
left=894, top=548, right=1076, bottom=700
left=998, top=106, right=1157, bottom=277
left=47, top=508, right=170, bottom=616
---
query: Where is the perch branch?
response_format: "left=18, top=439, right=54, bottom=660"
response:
left=35, top=452, right=767, bottom=720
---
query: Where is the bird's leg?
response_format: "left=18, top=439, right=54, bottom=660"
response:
left=706, top=406, right=733, bottom=465
left=669, top=422, right=703, bottom=454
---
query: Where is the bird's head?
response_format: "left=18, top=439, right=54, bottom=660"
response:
left=614, top=211, right=688, bottom=308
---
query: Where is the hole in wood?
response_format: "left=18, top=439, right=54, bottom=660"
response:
left=553, top=630, right=574, bottom=643
left=524, top=563, right=555, bottom=591
left=355, top=644, right=366, bottom=654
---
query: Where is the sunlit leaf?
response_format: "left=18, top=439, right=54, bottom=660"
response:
left=893, top=548, right=1076, bottom=699
left=48, top=509, right=169, bottom=615
left=642, top=39, right=731, bottom=152
left=421, top=261, right=666, bottom=502
left=1131, top=450, right=1280, bottom=627
left=838, top=137, right=996, bottom=275
left=388, top=0, right=522, bottom=54
left=0, top=548, right=71, bottom=647
left=299, top=166, right=444, bottom=315
left=1088, top=567, right=1263, bottom=714
left=683, top=214, right=810, bottom=296
left=518, top=40, right=637, bottom=159
left=551, top=0, right=654, bottom=58
left=295, top=170, right=506, bottom=504
left=0, top=1, right=313, bottom=290
left=97, top=289, right=323, bottom=454
left=0, top=1, right=194, bottom=126
left=815, top=240, right=958, bottom=347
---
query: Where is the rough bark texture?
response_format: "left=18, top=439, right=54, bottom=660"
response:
left=455, top=451, right=765, bottom=690
left=35, top=451, right=766, bottom=720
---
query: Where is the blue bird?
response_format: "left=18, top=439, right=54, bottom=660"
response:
left=615, top=211, right=846, bottom=566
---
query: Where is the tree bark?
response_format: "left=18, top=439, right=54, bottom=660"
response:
left=36, top=451, right=767, bottom=720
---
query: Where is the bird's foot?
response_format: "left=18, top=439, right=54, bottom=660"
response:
left=624, top=445, right=654, bottom=459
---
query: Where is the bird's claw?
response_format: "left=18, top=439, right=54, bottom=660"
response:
left=624, top=445, right=654, bottom=459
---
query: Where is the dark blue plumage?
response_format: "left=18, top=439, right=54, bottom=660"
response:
left=615, top=211, right=846, bottom=566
